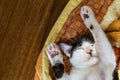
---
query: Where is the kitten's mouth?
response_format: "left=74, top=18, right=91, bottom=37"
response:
left=87, top=56, right=92, bottom=60
left=87, top=54, right=98, bottom=61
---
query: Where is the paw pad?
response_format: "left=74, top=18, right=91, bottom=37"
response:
left=46, top=43, right=64, bottom=65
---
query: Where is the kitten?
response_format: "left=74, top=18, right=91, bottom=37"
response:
left=46, top=6, right=116, bottom=80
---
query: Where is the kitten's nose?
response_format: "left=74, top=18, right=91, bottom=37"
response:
left=86, top=49, right=92, bottom=55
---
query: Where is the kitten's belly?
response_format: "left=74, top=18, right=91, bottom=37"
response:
left=88, top=75, right=104, bottom=80
left=69, top=72, right=103, bottom=80
left=70, top=67, right=104, bottom=80
left=69, top=56, right=104, bottom=80
left=88, top=70, right=104, bottom=80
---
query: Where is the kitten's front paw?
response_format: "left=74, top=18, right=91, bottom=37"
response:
left=80, top=6, right=95, bottom=29
left=46, top=43, right=65, bottom=78
left=46, top=43, right=64, bottom=66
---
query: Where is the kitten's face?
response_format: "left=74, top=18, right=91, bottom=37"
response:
left=70, top=41, right=99, bottom=69
left=59, top=34, right=100, bottom=69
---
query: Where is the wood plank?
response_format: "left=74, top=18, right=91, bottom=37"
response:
left=0, top=0, right=69, bottom=80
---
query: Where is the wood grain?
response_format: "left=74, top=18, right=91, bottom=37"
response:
left=0, top=0, right=69, bottom=80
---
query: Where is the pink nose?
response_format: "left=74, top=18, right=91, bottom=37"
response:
left=86, top=49, right=92, bottom=55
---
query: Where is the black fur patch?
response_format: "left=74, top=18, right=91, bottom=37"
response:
left=52, top=63, right=64, bottom=79
left=113, top=68, right=119, bottom=80
left=83, top=14, right=89, bottom=19
left=90, top=25, right=94, bottom=29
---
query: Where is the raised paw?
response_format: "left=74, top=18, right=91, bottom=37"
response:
left=80, top=6, right=94, bottom=20
left=46, top=43, right=64, bottom=66
left=80, top=6, right=95, bottom=29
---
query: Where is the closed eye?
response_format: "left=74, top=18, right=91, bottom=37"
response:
left=76, top=47, right=84, bottom=50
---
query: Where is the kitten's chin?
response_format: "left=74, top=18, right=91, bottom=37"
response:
left=72, top=57, right=99, bottom=69
left=88, top=57, right=99, bottom=67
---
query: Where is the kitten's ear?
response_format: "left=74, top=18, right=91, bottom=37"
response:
left=58, top=43, right=72, bottom=57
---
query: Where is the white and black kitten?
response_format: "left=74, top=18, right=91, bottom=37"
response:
left=46, top=6, right=116, bottom=80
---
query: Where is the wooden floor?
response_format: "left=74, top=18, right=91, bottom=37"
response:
left=0, top=0, right=69, bottom=80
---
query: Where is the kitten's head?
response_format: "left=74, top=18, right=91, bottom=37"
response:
left=59, top=34, right=99, bottom=69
